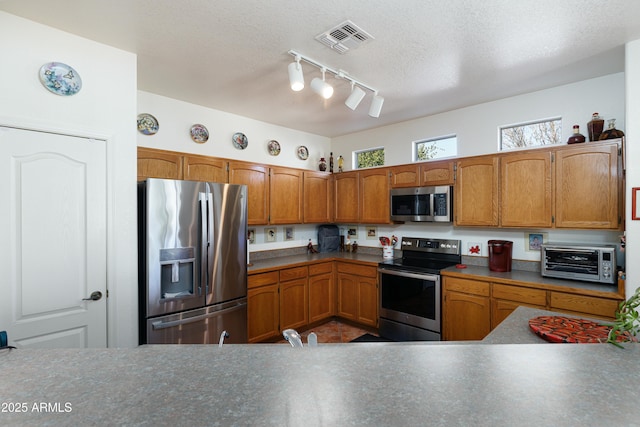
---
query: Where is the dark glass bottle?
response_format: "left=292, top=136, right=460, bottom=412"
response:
left=567, top=125, right=585, bottom=144
left=319, top=157, right=327, bottom=171
left=587, top=112, right=604, bottom=142
left=598, top=119, right=625, bottom=140
left=329, top=152, right=334, bottom=173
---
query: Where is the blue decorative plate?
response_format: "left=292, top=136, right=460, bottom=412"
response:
left=38, top=62, right=82, bottom=96
left=137, top=113, right=159, bottom=135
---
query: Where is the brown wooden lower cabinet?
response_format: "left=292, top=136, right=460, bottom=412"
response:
left=308, top=262, right=335, bottom=323
left=247, top=282, right=279, bottom=343
left=336, top=262, right=378, bottom=328
left=442, top=273, right=623, bottom=341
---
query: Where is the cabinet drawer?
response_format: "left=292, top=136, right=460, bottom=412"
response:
left=336, top=263, right=377, bottom=278
left=279, top=266, right=308, bottom=282
left=549, top=292, right=620, bottom=319
left=492, top=284, right=547, bottom=306
left=443, top=277, right=490, bottom=297
left=309, top=262, right=333, bottom=276
left=248, top=271, right=278, bottom=289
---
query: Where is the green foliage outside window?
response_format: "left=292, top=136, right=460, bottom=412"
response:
left=356, top=148, right=384, bottom=168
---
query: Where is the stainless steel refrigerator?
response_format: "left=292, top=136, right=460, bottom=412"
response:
left=138, top=178, right=248, bottom=344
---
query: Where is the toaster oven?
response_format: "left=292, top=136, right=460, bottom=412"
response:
left=541, top=243, right=617, bottom=285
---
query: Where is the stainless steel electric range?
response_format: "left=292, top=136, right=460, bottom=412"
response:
left=377, top=237, right=461, bottom=341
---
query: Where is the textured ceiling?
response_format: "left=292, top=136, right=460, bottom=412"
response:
left=2, top=0, right=640, bottom=137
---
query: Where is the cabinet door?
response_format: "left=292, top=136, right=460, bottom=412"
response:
left=334, top=172, right=359, bottom=223
left=359, top=168, right=390, bottom=224
left=303, top=171, right=333, bottom=223
left=270, top=167, right=303, bottom=224
left=280, top=278, right=308, bottom=331
left=247, top=284, right=279, bottom=343
left=443, top=291, right=491, bottom=341
left=549, top=292, right=620, bottom=320
left=357, top=276, right=378, bottom=327
left=454, top=155, right=499, bottom=226
left=183, top=155, right=228, bottom=183
left=309, top=271, right=334, bottom=323
left=491, top=299, right=546, bottom=329
left=229, top=161, right=269, bottom=225
left=555, top=143, right=620, bottom=229
left=389, top=164, right=419, bottom=188
left=500, top=151, right=552, bottom=227
left=137, top=147, right=183, bottom=181
left=337, top=273, right=358, bottom=321
left=420, top=160, right=455, bottom=186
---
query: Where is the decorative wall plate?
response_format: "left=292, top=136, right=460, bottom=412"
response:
left=137, top=113, right=159, bottom=135
left=267, top=140, right=281, bottom=156
left=232, top=132, right=248, bottom=150
left=38, top=62, right=82, bottom=96
left=190, top=124, right=209, bottom=143
left=297, top=145, right=309, bottom=160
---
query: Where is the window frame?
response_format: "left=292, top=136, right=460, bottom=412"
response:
left=353, top=146, right=385, bottom=169
left=413, top=134, right=457, bottom=162
left=499, top=117, right=562, bottom=151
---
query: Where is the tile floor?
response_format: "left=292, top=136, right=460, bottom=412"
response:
left=276, top=320, right=374, bottom=344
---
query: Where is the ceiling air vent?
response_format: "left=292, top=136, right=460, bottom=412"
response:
left=315, top=20, right=374, bottom=54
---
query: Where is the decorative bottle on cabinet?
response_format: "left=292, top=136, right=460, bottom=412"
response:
left=319, top=157, right=327, bottom=171
left=587, top=112, right=604, bottom=141
left=329, top=152, right=334, bottom=173
left=567, top=125, right=585, bottom=144
left=598, top=118, right=625, bottom=140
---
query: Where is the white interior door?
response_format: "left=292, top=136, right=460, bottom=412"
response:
left=0, top=126, right=107, bottom=348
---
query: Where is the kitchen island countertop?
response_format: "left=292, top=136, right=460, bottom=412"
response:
left=2, top=308, right=638, bottom=426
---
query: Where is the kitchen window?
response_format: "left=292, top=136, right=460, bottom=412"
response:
left=355, top=147, right=384, bottom=169
left=414, top=135, right=457, bottom=161
left=500, top=118, right=562, bottom=150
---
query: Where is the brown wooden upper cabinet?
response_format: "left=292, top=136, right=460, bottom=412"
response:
left=334, top=171, right=359, bottom=223
left=303, top=171, right=333, bottom=223
left=500, top=151, right=553, bottom=228
left=269, top=167, right=303, bottom=224
left=389, top=160, right=455, bottom=188
left=454, top=155, right=499, bottom=226
left=389, top=164, right=420, bottom=188
left=554, top=142, right=620, bottom=229
left=359, top=168, right=390, bottom=224
left=137, top=147, right=183, bottom=181
left=228, top=161, right=269, bottom=225
left=183, top=155, right=228, bottom=183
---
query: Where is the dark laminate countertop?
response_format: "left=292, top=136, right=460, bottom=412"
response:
left=248, top=252, right=382, bottom=274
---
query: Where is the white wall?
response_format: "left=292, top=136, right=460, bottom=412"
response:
left=331, top=73, right=626, bottom=264
left=0, top=11, right=139, bottom=348
left=625, top=40, right=640, bottom=298
left=138, top=91, right=331, bottom=168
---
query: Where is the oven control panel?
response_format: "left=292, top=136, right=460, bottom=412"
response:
left=400, top=237, right=461, bottom=255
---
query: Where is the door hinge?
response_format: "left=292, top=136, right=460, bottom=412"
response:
left=552, top=215, right=555, bottom=223
left=106, top=289, right=109, bottom=298
left=551, top=153, right=555, bottom=162
left=453, top=163, right=457, bottom=181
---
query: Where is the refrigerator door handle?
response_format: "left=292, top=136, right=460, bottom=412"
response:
left=151, top=313, right=210, bottom=330
left=199, top=191, right=209, bottom=297
left=205, top=186, right=214, bottom=296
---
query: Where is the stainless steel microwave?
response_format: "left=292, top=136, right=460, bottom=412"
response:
left=541, top=243, right=617, bottom=285
left=390, top=186, right=453, bottom=222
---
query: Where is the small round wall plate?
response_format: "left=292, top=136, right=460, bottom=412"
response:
left=38, top=62, right=82, bottom=96
left=137, top=113, right=159, bottom=135
left=190, top=124, right=209, bottom=143
left=232, top=132, right=248, bottom=150
left=267, top=140, right=281, bottom=156
left=297, top=145, right=309, bottom=160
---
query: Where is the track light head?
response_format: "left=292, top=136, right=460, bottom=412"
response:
left=288, top=57, right=304, bottom=91
left=345, top=84, right=366, bottom=110
left=310, top=68, right=333, bottom=99
left=368, top=93, right=384, bottom=118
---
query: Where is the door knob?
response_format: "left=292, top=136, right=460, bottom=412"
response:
left=83, top=291, right=103, bottom=301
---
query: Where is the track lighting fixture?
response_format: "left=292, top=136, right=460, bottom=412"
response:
left=310, top=68, right=334, bottom=99
left=288, top=55, right=304, bottom=91
left=345, top=82, right=366, bottom=110
left=287, top=49, right=383, bottom=117
left=368, top=92, right=384, bottom=118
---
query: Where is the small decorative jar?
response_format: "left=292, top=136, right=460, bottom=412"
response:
left=318, top=157, right=327, bottom=171
left=598, top=119, right=625, bottom=140
left=587, top=112, right=604, bottom=142
left=567, top=125, right=585, bottom=144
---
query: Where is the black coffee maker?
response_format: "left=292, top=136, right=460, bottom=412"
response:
left=488, top=240, right=513, bottom=272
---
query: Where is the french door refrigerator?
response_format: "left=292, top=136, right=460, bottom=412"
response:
left=138, top=178, right=248, bottom=344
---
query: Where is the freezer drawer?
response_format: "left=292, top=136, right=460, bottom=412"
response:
left=146, top=298, right=247, bottom=344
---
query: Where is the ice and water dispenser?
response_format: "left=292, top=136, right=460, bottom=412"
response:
left=159, top=247, right=196, bottom=298
left=488, top=240, right=513, bottom=272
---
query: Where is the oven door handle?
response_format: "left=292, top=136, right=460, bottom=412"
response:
left=378, top=268, right=439, bottom=281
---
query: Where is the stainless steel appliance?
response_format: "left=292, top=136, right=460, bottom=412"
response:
left=541, top=243, right=617, bottom=285
left=378, top=237, right=461, bottom=341
left=138, top=178, right=248, bottom=344
left=390, top=186, right=453, bottom=222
